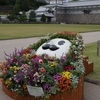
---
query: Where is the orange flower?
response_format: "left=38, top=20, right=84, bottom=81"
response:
left=0, top=78, right=3, bottom=82
left=39, top=67, right=46, bottom=73
left=3, top=60, right=8, bottom=65
left=58, top=76, right=71, bottom=92
left=23, top=84, right=27, bottom=89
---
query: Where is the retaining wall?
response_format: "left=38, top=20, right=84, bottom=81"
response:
left=57, top=13, right=100, bottom=24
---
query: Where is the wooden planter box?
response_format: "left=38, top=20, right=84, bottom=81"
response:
left=2, top=75, right=84, bottom=100
left=83, top=56, right=93, bottom=76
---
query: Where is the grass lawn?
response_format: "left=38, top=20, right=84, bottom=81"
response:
left=83, top=42, right=100, bottom=80
left=0, top=24, right=100, bottom=40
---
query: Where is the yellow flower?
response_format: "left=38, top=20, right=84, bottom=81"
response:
left=14, top=70, right=17, bottom=73
left=10, top=66, right=12, bottom=69
left=5, top=79, right=12, bottom=85
left=61, top=71, right=72, bottom=79
left=14, top=66, right=17, bottom=69
left=50, top=61, right=56, bottom=67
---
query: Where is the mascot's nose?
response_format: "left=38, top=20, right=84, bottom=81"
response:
left=42, top=44, right=59, bottom=51
left=49, top=45, right=59, bottom=51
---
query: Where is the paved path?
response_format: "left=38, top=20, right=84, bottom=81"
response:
left=80, top=31, right=100, bottom=44
left=0, top=37, right=41, bottom=62
left=0, top=31, right=100, bottom=100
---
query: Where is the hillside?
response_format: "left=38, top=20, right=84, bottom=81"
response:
left=0, top=5, right=13, bottom=14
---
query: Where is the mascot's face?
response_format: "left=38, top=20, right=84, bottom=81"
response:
left=36, top=38, right=71, bottom=58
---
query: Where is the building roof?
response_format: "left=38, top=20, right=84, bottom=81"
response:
left=45, top=0, right=100, bottom=8
left=64, top=0, right=100, bottom=7
left=35, top=6, right=47, bottom=12
left=44, top=13, right=54, bottom=17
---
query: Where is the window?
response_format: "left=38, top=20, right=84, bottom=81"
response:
left=83, top=9, right=91, bottom=14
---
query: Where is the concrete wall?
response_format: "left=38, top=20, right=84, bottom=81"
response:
left=57, top=13, right=100, bottom=24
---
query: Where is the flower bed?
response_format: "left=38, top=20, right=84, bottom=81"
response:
left=0, top=31, right=85, bottom=100
left=2, top=75, right=84, bottom=100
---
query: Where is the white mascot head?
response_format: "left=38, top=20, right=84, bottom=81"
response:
left=36, top=38, right=71, bottom=58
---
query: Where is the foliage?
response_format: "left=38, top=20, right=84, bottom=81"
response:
left=28, top=11, right=36, bottom=23
left=33, top=1, right=47, bottom=8
left=0, top=31, right=85, bottom=99
left=13, top=4, right=21, bottom=15
left=41, top=14, right=46, bottom=23
left=15, top=0, right=29, bottom=11
left=18, top=11, right=27, bottom=23
left=0, top=16, right=1, bottom=21
left=0, top=0, right=10, bottom=5
left=7, top=11, right=16, bottom=21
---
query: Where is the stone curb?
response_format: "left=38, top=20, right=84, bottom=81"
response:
left=84, top=77, right=100, bottom=85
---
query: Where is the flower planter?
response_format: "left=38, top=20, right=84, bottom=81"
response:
left=83, top=56, right=93, bottom=76
left=2, top=75, right=84, bottom=100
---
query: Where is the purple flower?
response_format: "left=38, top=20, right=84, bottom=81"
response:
left=43, top=82, right=51, bottom=91
left=53, top=73, right=62, bottom=81
left=14, top=77, right=20, bottom=83
left=61, top=56, right=66, bottom=60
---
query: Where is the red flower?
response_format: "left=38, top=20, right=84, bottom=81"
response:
left=63, top=65, right=74, bottom=71
left=33, top=54, right=37, bottom=58
left=22, top=48, right=31, bottom=54
left=57, top=31, right=77, bottom=36
left=12, top=58, right=17, bottom=62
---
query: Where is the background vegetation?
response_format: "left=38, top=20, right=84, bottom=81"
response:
left=84, top=42, right=100, bottom=80
left=0, top=0, right=47, bottom=10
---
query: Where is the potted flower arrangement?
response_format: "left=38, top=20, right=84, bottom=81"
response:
left=0, top=31, right=85, bottom=100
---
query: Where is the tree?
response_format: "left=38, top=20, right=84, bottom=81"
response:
left=9, top=0, right=16, bottom=5
left=15, top=0, right=29, bottom=11
left=18, top=11, right=27, bottom=23
left=0, top=16, right=1, bottom=23
left=0, top=0, right=10, bottom=5
left=28, top=11, right=36, bottom=23
left=20, top=0, right=29, bottom=11
left=7, top=11, right=16, bottom=22
left=13, top=4, right=21, bottom=15
left=41, top=14, right=46, bottom=23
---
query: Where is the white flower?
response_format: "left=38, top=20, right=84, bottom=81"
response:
left=74, top=51, right=77, bottom=54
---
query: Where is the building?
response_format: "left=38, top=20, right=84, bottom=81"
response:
left=26, top=6, right=56, bottom=22
left=56, top=0, right=100, bottom=24
left=1, top=0, right=100, bottom=24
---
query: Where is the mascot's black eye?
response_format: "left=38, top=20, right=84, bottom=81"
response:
left=58, top=41, right=65, bottom=45
left=42, top=44, right=50, bottom=50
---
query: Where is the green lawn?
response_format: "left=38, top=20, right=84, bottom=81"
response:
left=0, top=24, right=100, bottom=40
left=83, top=42, right=100, bottom=80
